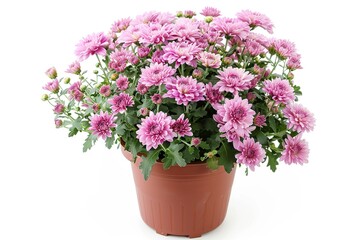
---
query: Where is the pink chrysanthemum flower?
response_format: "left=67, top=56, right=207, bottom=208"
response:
left=213, top=95, right=256, bottom=138
left=139, top=63, right=176, bottom=87
left=108, top=49, right=132, bottom=72
left=244, top=40, right=265, bottom=56
left=263, top=78, right=295, bottom=104
left=236, top=10, right=274, bottom=34
left=68, top=81, right=83, bottom=101
left=116, top=76, right=129, bottom=91
left=152, top=49, right=166, bottom=64
left=137, top=47, right=150, bottom=58
left=268, top=39, right=296, bottom=59
left=45, top=67, right=57, bottom=79
left=89, top=112, right=117, bottom=140
left=200, top=7, right=221, bottom=17
left=66, top=61, right=81, bottom=75
left=191, top=137, right=201, bottom=146
left=118, top=25, right=144, bottom=47
left=111, top=18, right=131, bottom=33
left=99, top=85, right=111, bottom=97
left=43, top=79, right=59, bottom=93
left=171, top=114, right=193, bottom=137
left=173, top=18, right=201, bottom=42
left=254, top=113, right=267, bottom=128
left=139, top=23, right=173, bottom=45
left=136, top=111, right=176, bottom=150
left=164, top=76, right=205, bottom=106
left=205, top=82, right=223, bottom=105
left=183, top=10, right=196, bottom=18
left=287, top=53, right=302, bottom=70
left=53, top=103, right=65, bottom=114
left=280, top=135, right=309, bottom=165
left=139, top=107, right=149, bottom=116
left=162, top=41, right=202, bottom=68
left=75, top=32, right=109, bottom=61
left=136, top=83, right=149, bottom=95
left=151, top=94, right=162, bottom=104
left=212, top=17, right=250, bottom=39
left=54, top=119, right=62, bottom=128
left=108, top=93, right=134, bottom=114
left=283, top=104, right=315, bottom=132
left=235, top=138, right=265, bottom=171
left=199, top=51, right=221, bottom=68
left=214, top=67, right=254, bottom=94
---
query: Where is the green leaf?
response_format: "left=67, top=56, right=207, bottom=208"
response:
left=268, top=116, right=277, bottom=132
left=129, top=140, right=143, bottom=161
left=163, top=143, right=186, bottom=169
left=218, top=141, right=236, bottom=173
left=183, top=147, right=200, bottom=163
left=83, top=134, right=97, bottom=152
left=267, top=151, right=280, bottom=172
left=199, top=141, right=211, bottom=150
left=207, top=156, right=219, bottom=170
left=256, top=130, right=268, bottom=145
left=105, top=135, right=115, bottom=149
left=193, top=108, right=207, bottom=117
left=72, top=118, right=83, bottom=131
left=68, top=127, right=78, bottom=137
left=140, top=148, right=161, bottom=180
left=116, top=124, right=126, bottom=136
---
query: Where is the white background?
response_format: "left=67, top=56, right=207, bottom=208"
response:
left=1, top=0, right=359, bottom=239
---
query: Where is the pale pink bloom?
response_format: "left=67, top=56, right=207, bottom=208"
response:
left=162, top=41, right=202, bottom=68
left=118, top=25, right=144, bottom=47
left=68, top=81, right=83, bottom=101
left=164, top=76, right=205, bottom=106
left=287, top=53, right=302, bottom=70
left=43, top=79, right=59, bottom=93
left=108, top=93, right=134, bottom=114
left=45, top=67, right=57, bottom=79
left=136, top=83, right=149, bottom=95
left=201, top=7, right=221, bottom=17
left=136, top=111, right=176, bottom=150
left=137, top=47, right=150, bottom=58
left=55, top=119, right=62, bottom=128
left=205, top=82, right=223, bottom=105
left=151, top=94, right=162, bottom=104
left=173, top=18, right=201, bottom=42
left=75, top=32, right=109, bottom=61
left=283, top=104, right=315, bottom=132
left=213, top=95, right=255, bottom=138
left=183, top=10, right=196, bottom=18
left=269, top=39, right=296, bottom=59
left=139, top=23, right=173, bottom=45
left=139, top=63, right=176, bottom=87
left=53, top=103, right=65, bottom=114
left=116, top=76, right=129, bottom=91
left=171, top=114, right=193, bottom=137
left=89, top=112, right=117, bottom=140
left=235, top=138, right=265, bottom=171
left=151, top=49, right=166, bottom=64
left=154, top=12, right=176, bottom=25
left=131, top=11, right=161, bottom=25
left=192, top=69, right=203, bottom=79
left=214, top=67, right=254, bottom=94
left=254, top=113, right=267, bottom=128
left=99, top=85, right=111, bottom=97
left=66, top=61, right=81, bottom=75
left=280, top=135, right=309, bottom=165
left=108, top=49, right=133, bottom=72
left=199, top=51, right=221, bottom=68
left=263, top=78, right=295, bottom=104
left=237, top=10, right=274, bottom=33
left=244, top=40, right=265, bottom=56
left=191, top=137, right=201, bottom=146
left=212, top=17, right=250, bottom=39
left=111, top=18, right=131, bottom=33
left=139, top=107, right=149, bottom=116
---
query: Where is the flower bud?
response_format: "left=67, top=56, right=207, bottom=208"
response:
left=184, top=10, right=196, bottom=18
left=191, top=137, right=201, bottom=147
left=287, top=72, right=294, bottom=80
left=247, top=92, right=256, bottom=102
left=96, top=63, right=101, bottom=68
left=41, top=94, right=49, bottom=101
left=55, top=119, right=63, bottom=128
left=205, top=16, right=213, bottom=23
left=45, top=67, right=57, bottom=79
left=79, top=75, right=84, bottom=80
left=151, top=94, right=162, bottom=104
left=80, top=85, right=87, bottom=92
left=223, top=57, right=232, bottom=65
left=139, top=107, right=149, bottom=116
left=53, top=103, right=65, bottom=114
left=176, top=11, right=183, bottom=17
left=111, top=73, right=119, bottom=81
left=64, top=77, right=71, bottom=84
left=192, top=69, right=203, bottom=79
left=93, top=70, right=99, bottom=74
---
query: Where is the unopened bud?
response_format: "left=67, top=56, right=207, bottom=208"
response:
left=176, top=11, right=183, bottom=17
left=223, top=57, right=232, bottom=65
left=55, top=119, right=63, bottom=128
left=41, top=94, right=49, bottom=101
left=205, top=16, right=213, bottom=23
left=80, top=85, right=87, bottom=92
left=64, top=77, right=71, bottom=84
left=93, top=70, right=99, bottom=74
left=139, top=107, right=149, bottom=116
left=111, top=73, right=119, bottom=81
left=191, top=137, right=201, bottom=147
left=45, top=67, right=57, bottom=79
left=192, top=69, right=203, bottom=79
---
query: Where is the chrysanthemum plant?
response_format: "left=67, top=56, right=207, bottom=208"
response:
left=43, top=7, right=315, bottom=180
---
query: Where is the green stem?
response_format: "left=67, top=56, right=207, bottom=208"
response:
left=180, top=139, right=192, bottom=147
left=203, top=102, right=210, bottom=110
left=180, top=64, right=185, bottom=76
left=96, top=54, right=109, bottom=83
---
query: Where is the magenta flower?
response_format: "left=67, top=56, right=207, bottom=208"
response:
left=75, top=32, right=109, bottom=61
left=173, top=18, right=201, bottom=42
left=237, top=10, right=274, bottom=33
left=139, top=63, right=176, bottom=87
left=68, top=81, right=83, bottom=101
left=136, top=111, right=176, bottom=150
left=139, top=107, right=149, bottom=116
left=89, top=112, right=117, bottom=140
left=108, top=49, right=132, bottom=72
left=215, top=67, right=254, bottom=94
left=151, top=94, right=162, bottom=104
left=213, top=95, right=256, bottom=138
left=287, top=53, right=302, bottom=70
left=151, top=49, right=166, bottom=64
left=54, top=119, right=62, bottom=128
left=162, top=41, right=202, bottom=68
left=171, top=114, right=193, bottom=137
left=283, top=104, right=315, bottom=132
left=205, top=82, right=223, bottom=105
left=199, top=51, right=221, bottom=68
left=53, top=103, right=65, bottom=114
left=235, top=138, right=265, bottom=171
left=111, top=18, right=131, bottom=33
left=66, top=61, right=81, bottom=75
left=269, top=39, right=296, bottom=59
left=43, top=79, right=59, bottom=93
left=45, top=67, right=57, bottom=79
left=254, top=113, right=267, bottom=128
left=99, top=85, right=111, bottom=97
left=116, top=76, right=129, bottom=91
left=200, top=7, right=221, bottom=17
left=137, top=47, right=150, bottom=58
left=164, top=76, right=205, bottom=106
left=280, top=135, right=309, bottom=165
left=263, top=78, right=295, bottom=104
left=136, top=83, right=149, bottom=95
left=108, top=93, right=134, bottom=114
left=212, top=17, right=250, bottom=39
left=244, top=40, right=265, bottom=56
left=139, top=23, right=173, bottom=45
left=191, top=137, right=201, bottom=146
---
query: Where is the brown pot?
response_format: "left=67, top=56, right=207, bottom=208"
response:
left=122, top=146, right=236, bottom=238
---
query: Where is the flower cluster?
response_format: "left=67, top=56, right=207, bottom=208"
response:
left=42, top=7, right=314, bottom=179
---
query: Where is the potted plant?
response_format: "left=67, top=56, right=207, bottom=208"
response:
left=42, top=6, right=315, bottom=238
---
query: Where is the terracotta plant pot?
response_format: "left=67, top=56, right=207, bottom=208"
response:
left=121, top=147, right=236, bottom=238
